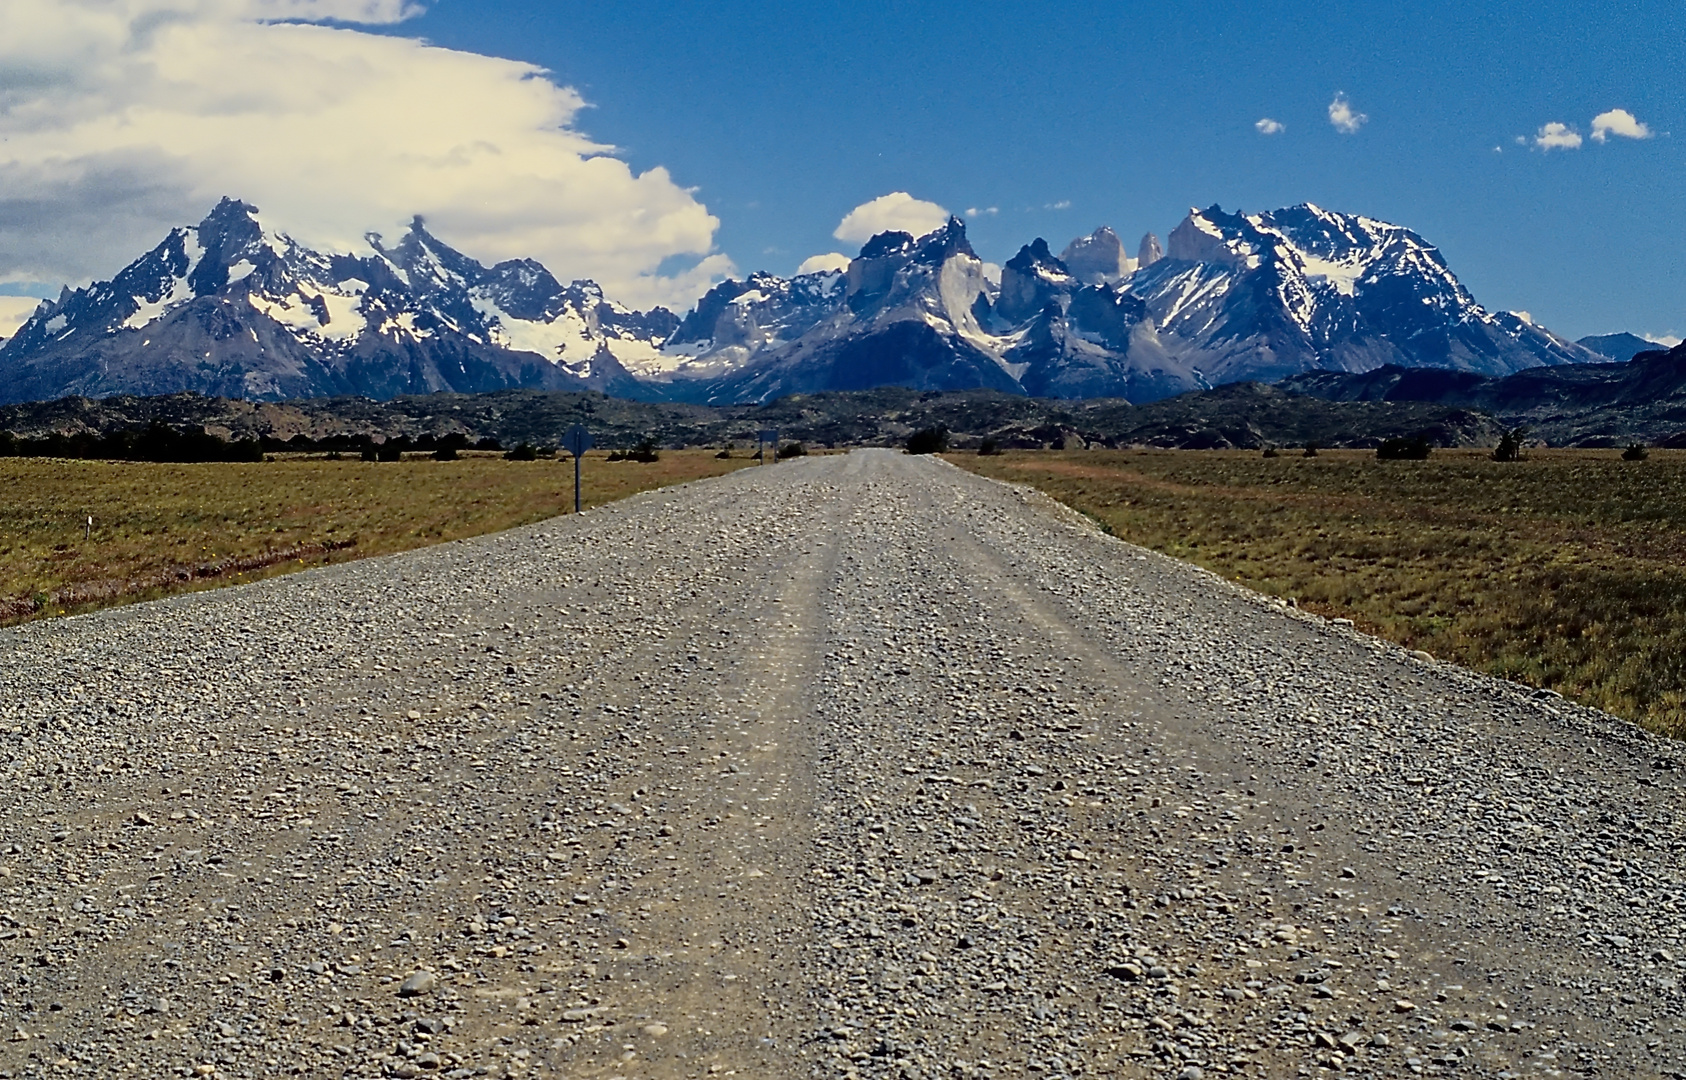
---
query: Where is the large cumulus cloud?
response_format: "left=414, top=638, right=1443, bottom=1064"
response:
left=0, top=0, right=732, bottom=310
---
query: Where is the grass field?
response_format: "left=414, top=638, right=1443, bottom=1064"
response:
left=0, top=450, right=756, bottom=625
left=954, top=448, right=1686, bottom=737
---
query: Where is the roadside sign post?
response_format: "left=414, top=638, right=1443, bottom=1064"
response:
left=758, top=428, right=779, bottom=465
left=563, top=425, right=592, bottom=512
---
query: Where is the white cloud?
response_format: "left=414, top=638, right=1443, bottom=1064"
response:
left=965, top=206, right=999, bottom=217
left=0, top=297, right=46, bottom=339
left=1255, top=118, right=1285, bottom=135
left=833, top=192, right=951, bottom=244
left=1646, top=333, right=1682, bottom=347
left=1044, top=200, right=1072, bottom=210
left=0, top=0, right=730, bottom=311
left=1327, top=93, right=1367, bottom=134
left=1591, top=108, right=1652, bottom=143
left=796, top=252, right=851, bottom=275
left=1533, top=122, right=1583, bottom=151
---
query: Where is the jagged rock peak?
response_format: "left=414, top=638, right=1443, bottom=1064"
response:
left=1060, top=226, right=1132, bottom=285
left=1136, top=232, right=1163, bottom=268
left=997, top=238, right=1078, bottom=324
left=855, top=217, right=975, bottom=265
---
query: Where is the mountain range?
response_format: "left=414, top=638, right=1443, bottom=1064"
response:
left=0, top=198, right=1618, bottom=408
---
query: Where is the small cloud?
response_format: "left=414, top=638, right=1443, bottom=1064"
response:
left=1255, top=118, right=1285, bottom=135
left=1514, top=135, right=1527, bottom=145
left=1492, top=145, right=1503, bottom=153
left=796, top=252, right=851, bottom=275
left=833, top=192, right=951, bottom=243
left=964, top=206, right=1000, bottom=217
left=1591, top=108, right=1652, bottom=143
left=1646, top=333, right=1682, bottom=347
left=1044, top=200, right=1071, bottom=210
left=1534, top=122, right=1582, bottom=151
left=1328, top=93, right=1367, bottom=134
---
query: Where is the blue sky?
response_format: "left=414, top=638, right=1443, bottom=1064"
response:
left=394, top=0, right=1681, bottom=340
left=0, top=0, right=1678, bottom=341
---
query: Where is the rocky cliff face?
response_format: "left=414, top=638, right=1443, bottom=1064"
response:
left=1059, top=226, right=1134, bottom=285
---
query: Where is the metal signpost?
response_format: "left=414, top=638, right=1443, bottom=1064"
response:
left=757, top=428, right=779, bottom=465
left=563, top=425, right=592, bottom=512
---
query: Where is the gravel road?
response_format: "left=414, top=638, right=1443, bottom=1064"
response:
left=2, top=448, right=1684, bottom=1080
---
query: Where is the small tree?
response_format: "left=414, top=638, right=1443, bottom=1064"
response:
left=1302, top=443, right=1320, bottom=458
left=1492, top=427, right=1528, bottom=462
left=1623, top=443, right=1650, bottom=461
left=978, top=438, right=1001, bottom=456
left=906, top=426, right=949, bottom=455
left=504, top=442, right=539, bottom=461
left=1262, top=445, right=1279, bottom=458
left=776, top=442, right=806, bottom=459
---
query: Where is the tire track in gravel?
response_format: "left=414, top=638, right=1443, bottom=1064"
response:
left=5, top=449, right=1686, bottom=1080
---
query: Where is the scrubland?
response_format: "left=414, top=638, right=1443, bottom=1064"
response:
left=958, top=447, right=1686, bottom=736
left=0, top=449, right=752, bottom=623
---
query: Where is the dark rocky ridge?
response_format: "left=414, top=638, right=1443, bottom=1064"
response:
left=0, top=383, right=1505, bottom=452
left=1281, top=341, right=1686, bottom=446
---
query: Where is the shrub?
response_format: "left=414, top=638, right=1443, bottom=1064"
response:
left=432, top=447, right=459, bottom=461
left=1377, top=435, right=1433, bottom=460
left=1303, top=444, right=1319, bottom=458
left=504, top=442, right=539, bottom=461
left=715, top=446, right=732, bottom=459
left=474, top=436, right=503, bottom=452
left=1493, top=427, right=1528, bottom=462
left=1262, top=446, right=1279, bottom=458
left=978, top=439, right=1001, bottom=456
left=906, top=426, right=950, bottom=455
left=1623, top=443, right=1650, bottom=461
left=776, top=442, right=806, bottom=459
left=375, top=440, right=406, bottom=462
left=360, top=447, right=378, bottom=462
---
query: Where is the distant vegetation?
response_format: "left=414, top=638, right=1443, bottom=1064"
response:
left=0, top=421, right=263, bottom=463
left=906, top=426, right=950, bottom=454
left=1375, top=434, right=1433, bottom=460
left=958, top=448, right=1686, bottom=737
left=0, top=450, right=751, bottom=625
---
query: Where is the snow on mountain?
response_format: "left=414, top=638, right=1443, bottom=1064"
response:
left=0, top=199, right=682, bottom=403
left=0, top=197, right=1609, bottom=409
left=1131, top=203, right=1602, bottom=383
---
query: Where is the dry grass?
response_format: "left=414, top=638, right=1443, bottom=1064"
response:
left=0, top=450, right=754, bottom=625
left=955, top=448, right=1686, bottom=737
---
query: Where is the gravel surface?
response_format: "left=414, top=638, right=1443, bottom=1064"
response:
left=1, top=448, right=1684, bottom=1079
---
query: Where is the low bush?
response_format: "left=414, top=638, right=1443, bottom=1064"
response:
left=776, top=442, right=806, bottom=459
left=1262, top=446, right=1279, bottom=458
left=906, top=426, right=949, bottom=455
left=1623, top=443, right=1650, bottom=461
left=978, top=439, right=1001, bottom=456
left=1303, top=444, right=1319, bottom=458
left=1376, top=435, right=1433, bottom=460
left=504, top=443, right=539, bottom=461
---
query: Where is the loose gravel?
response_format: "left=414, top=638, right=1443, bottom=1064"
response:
left=1, top=448, right=1683, bottom=1079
